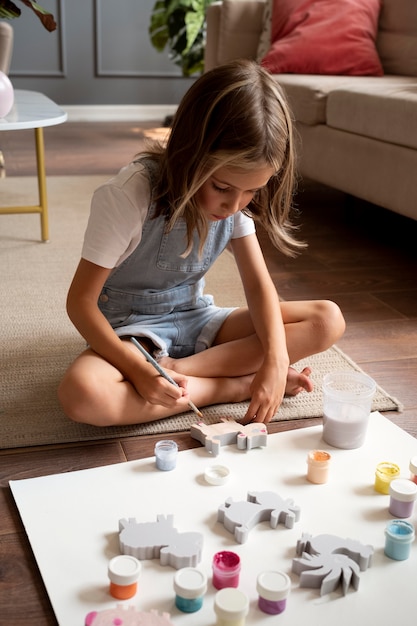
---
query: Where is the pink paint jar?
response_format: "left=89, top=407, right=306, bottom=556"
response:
left=212, top=551, right=241, bottom=589
left=307, top=450, right=331, bottom=484
left=409, top=456, right=417, bottom=484
left=389, top=478, right=417, bottom=518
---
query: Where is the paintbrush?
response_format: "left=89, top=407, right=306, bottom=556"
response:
left=130, top=336, right=203, bottom=418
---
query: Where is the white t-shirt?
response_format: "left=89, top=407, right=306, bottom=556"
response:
left=82, top=161, right=256, bottom=269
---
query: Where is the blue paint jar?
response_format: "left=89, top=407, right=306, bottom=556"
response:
left=174, top=567, right=207, bottom=613
left=384, top=519, right=415, bottom=561
left=154, top=440, right=178, bottom=471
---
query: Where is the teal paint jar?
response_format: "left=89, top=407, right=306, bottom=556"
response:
left=384, top=519, right=415, bottom=561
left=174, top=567, right=207, bottom=613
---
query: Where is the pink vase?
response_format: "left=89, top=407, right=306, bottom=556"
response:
left=0, top=70, right=14, bottom=118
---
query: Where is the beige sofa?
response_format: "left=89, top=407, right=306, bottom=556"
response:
left=205, top=0, right=417, bottom=222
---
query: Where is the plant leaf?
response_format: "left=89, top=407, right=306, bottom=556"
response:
left=0, top=0, right=21, bottom=19
left=20, top=0, right=57, bottom=31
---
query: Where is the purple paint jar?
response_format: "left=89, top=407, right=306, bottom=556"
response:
left=256, top=571, right=291, bottom=615
left=212, top=551, right=241, bottom=589
left=389, top=478, right=417, bottom=518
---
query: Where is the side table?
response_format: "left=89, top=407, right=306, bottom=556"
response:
left=0, top=89, right=67, bottom=242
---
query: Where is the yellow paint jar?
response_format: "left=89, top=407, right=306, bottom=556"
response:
left=374, top=462, right=400, bottom=494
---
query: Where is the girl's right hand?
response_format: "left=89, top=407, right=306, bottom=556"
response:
left=132, top=368, right=189, bottom=409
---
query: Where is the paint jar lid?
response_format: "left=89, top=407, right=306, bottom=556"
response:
left=204, top=464, right=230, bottom=485
left=174, top=567, right=207, bottom=598
left=385, top=519, right=415, bottom=542
left=307, top=450, right=331, bottom=466
left=108, top=555, right=141, bottom=585
left=214, top=588, right=249, bottom=620
left=409, top=456, right=417, bottom=474
left=389, top=478, right=417, bottom=502
left=256, top=570, right=291, bottom=601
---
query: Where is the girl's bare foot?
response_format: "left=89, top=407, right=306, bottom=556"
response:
left=285, top=366, right=313, bottom=396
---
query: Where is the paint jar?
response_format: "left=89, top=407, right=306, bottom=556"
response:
left=322, top=371, right=376, bottom=449
left=256, top=570, right=291, bottom=615
left=384, top=519, right=415, bottom=561
left=306, top=450, right=331, bottom=484
left=154, top=439, right=178, bottom=471
left=173, top=567, right=207, bottom=613
left=389, top=478, right=417, bottom=518
left=108, top=555, right=141, bottom=600
left=214, top=588, right=249, bottom=626
left=374, top=461, right=401, bottom=494
left=212, top=551, right=241, bottom=590
left=409, top=456, right=417, bottom=485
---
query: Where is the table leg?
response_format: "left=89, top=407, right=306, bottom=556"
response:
left=0, top=127, right=50, bottom=242
left=35, top=127, right=49, bottom=242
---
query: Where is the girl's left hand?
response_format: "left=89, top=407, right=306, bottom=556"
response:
left=242, top=362, right=286, bottom=424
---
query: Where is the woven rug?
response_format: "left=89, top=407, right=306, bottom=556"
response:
left=0, top=176, right=402, bottom=449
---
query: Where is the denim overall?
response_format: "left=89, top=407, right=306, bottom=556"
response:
left=98, top=161, right=236, bottom=359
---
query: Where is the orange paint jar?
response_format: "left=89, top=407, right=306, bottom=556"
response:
left=108, top=555, right=141, bottom=600
left=306, top=450, right=331, bottom=484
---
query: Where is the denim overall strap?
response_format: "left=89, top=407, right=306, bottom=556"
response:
left=98, top=160, right=234, bottom=326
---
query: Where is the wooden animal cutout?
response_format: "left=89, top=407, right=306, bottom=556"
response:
left=218, top=490, right=300, bottom=543
left=292, top=532, right=374, bottom=596
left=119, top=514, right=203, bottom=569
left=190, top=418, right=267, bottom=455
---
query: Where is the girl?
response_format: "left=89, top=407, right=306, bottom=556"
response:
left=58, top=60, right=345, bottom=427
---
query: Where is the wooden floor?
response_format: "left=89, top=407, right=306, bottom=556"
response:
left=1, top=122, right=416, bottom=625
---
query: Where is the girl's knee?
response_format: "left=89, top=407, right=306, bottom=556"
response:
left=58, top=372, right=99, bottom=425
left=313, top=300, right=346, bottom=345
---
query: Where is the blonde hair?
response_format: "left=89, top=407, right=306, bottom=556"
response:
left=142, top=59, right=304, bottom=256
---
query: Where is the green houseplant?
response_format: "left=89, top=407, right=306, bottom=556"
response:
left=0, top=0, right=56, bottom=31
left=149, top=0, right=216, bottom=76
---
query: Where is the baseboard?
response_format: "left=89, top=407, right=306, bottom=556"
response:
left=63, top=104, right=178, bottom=123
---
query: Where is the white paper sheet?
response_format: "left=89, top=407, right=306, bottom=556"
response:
left=10, top=413, right=417, bottom=625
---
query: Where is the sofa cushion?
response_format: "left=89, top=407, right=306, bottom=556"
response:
left=275, top=74, right=381, bottom=125
left=377, top=0, right=417, bottom=77
left=262, top=0, right=383, bottom=76
left=326, top=79, right=417, bottom=150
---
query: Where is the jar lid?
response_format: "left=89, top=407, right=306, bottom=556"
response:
left=409, top=456, right=417, bottom=475
left=389, top=478, right=417, bottom=502
left=214, top=588, right=249, bottom=620
left=256, top=570, right=291, bottom=601
left=108, top=555, right=141, bottom=585
left=173, top=567, right=207, bottom=598
left=204, top=464, right=230, bottom=485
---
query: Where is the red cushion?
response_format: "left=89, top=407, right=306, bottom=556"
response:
left=262, top=0, right=383, bottom=76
